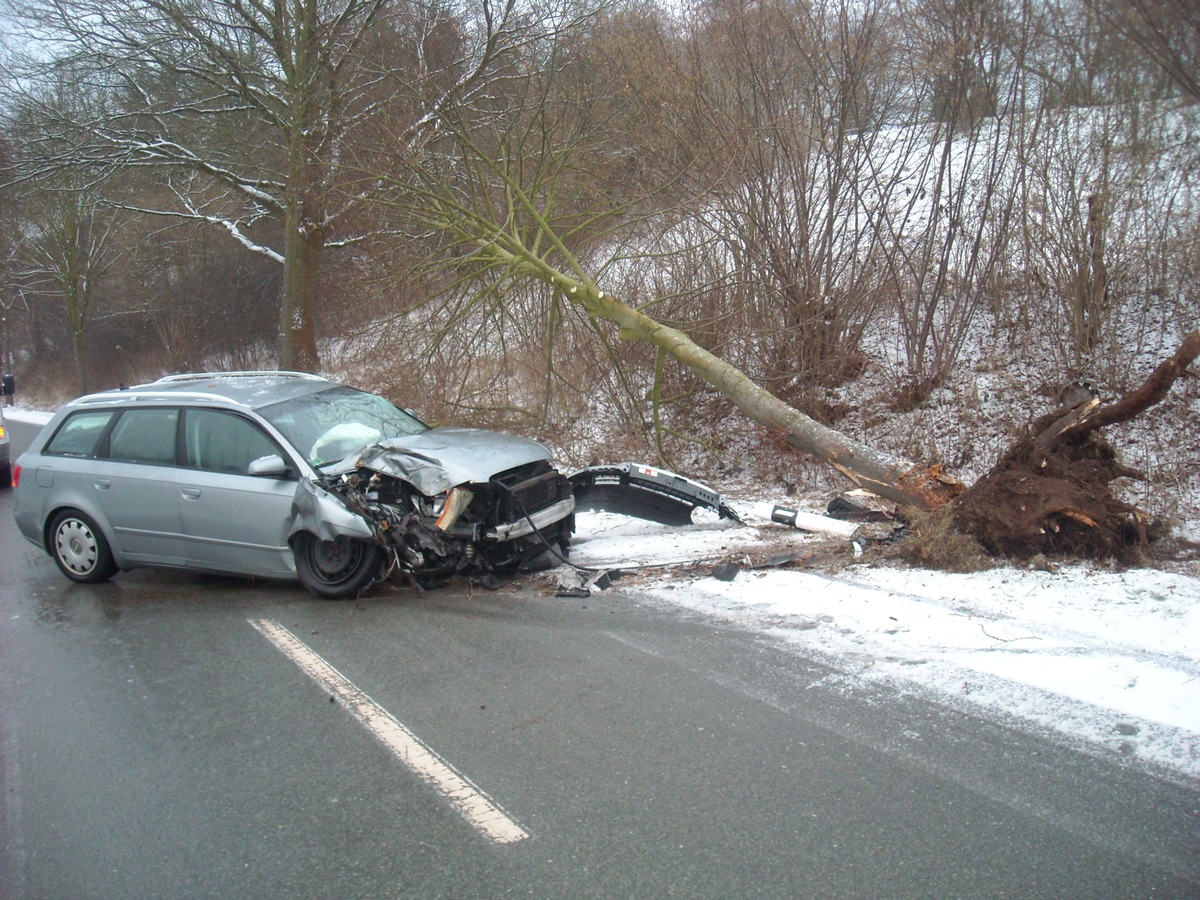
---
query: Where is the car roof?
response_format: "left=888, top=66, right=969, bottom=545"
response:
left=70, top=371, right=337, bottom=411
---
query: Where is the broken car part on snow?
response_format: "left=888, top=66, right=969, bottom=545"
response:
left=568, top=463, right=743, bottom=526
left=557, top=466, right=881, bottom=594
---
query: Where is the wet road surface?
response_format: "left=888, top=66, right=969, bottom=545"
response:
left=2, top=475, right=1198, bottom=897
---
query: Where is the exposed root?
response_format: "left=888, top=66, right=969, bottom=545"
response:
left=952, top=331, right=1198, bottom=562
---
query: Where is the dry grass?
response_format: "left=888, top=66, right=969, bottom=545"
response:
left=884, top=505, right=997, bottom=573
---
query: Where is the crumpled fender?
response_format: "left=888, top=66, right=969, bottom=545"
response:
left=290, top=477, right=374, bottom=543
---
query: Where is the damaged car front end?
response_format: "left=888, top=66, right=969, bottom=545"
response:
left=318, top=432, right=575, bottom=590
left=253, top=384, right=577, bottom=597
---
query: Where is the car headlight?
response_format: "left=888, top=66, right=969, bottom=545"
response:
left=434, top=487, right=473, bottom=530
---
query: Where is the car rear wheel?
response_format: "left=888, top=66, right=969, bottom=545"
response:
left=0, top=462, right=10, bottom=489
left=50, top=510, right=118, bottom=583
left=293, top=532, right=381, bottom=600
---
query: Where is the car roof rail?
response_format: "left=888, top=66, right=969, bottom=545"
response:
left=150, top=370, right=327, bottom=384
left=75, top=390, right=238, bottom=405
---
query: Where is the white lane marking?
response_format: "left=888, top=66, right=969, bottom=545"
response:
left=248, top=618, right=529, bottom=844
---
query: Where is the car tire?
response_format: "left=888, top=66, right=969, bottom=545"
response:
left=50, top=510, right=118, bottom=584
left=0, top=462, right=10, bottom=489
left=293, top=532, right=381, bottom=600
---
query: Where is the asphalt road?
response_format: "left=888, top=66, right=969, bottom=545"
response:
left=2, top=417, right=1198, bottom=898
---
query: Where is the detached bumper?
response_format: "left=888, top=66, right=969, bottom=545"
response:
left=569, top=463, right=742, bottom=526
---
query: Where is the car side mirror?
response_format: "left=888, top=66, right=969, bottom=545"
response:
left=1, top=374, right=13, bottom=397
left=248, top=454, right=289, bottom=477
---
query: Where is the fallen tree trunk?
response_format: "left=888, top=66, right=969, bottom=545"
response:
left=532, top=271, right=965, bottom=511
left=953, top=331, right=1200, bottom=559
left=407, top=162, right=964, bottom=511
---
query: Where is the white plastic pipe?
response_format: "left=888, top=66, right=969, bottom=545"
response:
left=753, top=502, right=860, bottom=538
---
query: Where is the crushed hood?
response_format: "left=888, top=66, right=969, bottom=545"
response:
left=334, top=427, right=553, bottom=495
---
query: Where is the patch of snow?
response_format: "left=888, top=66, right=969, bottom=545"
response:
left=568, top=509, right=1200, bottom=781
left=2, top=407, right=55, bottom=426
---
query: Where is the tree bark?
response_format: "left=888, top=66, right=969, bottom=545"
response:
left=278, top=205, right=324, bottom=373
left=500, top=247, right=964, bottom=510
left=1035, top=329, right=1200, bottom=451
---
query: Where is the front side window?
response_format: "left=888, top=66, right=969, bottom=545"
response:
left=45, top=410, right=117, bottom=457
left=184, top=409, right=285, bottom=475
left=107, top=408, right=180, bottom=465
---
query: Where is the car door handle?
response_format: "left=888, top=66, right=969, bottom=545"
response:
left=94, top=478, right=111, bottom=490
left=181, top=488, right=201, bottom=500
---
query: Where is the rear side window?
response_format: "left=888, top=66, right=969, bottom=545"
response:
left=107, top=408, right=180, bottom=465
left=184, top=409, right=285, bottom=475
left=45, top=410, right=117, bottom=457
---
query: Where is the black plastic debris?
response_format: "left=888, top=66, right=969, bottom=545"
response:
left=588, top=570, right=614, bottom=591
left=826, top=495, right=893, bottom=523
left=711, top=561, right=741, bottom=582
left=570, top=463, right=743, bottom=526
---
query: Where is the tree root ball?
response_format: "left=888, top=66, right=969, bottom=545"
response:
left=952, top=331, right=1197, bottom=563
left=952, top=431, right=1147, bottom=561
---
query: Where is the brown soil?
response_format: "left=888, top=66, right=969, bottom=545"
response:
left=951, top=426, right=1146, bottom=560
left=952, top=331, right=1200, bottom=562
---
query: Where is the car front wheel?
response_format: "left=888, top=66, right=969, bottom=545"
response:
left=50, top=510, right=118, bottom=583
left=293, top=532, right=381, bottom=600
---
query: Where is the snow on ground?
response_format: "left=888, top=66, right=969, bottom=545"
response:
left=567, top=505, right=1200, bottom=782
left=4, top=406, right=53, bottom=427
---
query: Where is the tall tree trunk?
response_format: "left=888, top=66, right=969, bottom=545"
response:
left=278, top=200, right=324, bottom=373
left=70, top=327, right=87, bottom=394
left=277, top=3, right=323, bottom=375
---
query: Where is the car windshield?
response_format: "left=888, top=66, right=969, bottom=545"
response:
left=259, top=386, right=428, bottom=468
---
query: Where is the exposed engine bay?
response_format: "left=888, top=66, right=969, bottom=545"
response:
left=322, top=457, right=576, bottom=584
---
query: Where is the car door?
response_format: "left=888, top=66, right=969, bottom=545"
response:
left=97, top=406, right=187, bottom=565
left=176, top=408, right=299, bottom=576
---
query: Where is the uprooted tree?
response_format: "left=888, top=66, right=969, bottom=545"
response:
left=383, top=108, right=1198, bottom=559
left=954, top=331, right=1200, bottom=559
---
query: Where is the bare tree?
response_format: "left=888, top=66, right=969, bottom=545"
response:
left=1090, top=0, right=1200, bottom=103
left=690, top=0, right=901, bottom=401
left=0, top=71, right=128, bottom=392
left=5, top=0, right=542, bottom=370
left=16, top=188, right=123, bottom=393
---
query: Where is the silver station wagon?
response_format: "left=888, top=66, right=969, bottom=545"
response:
left=12, top=372, right=575, bottom=598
